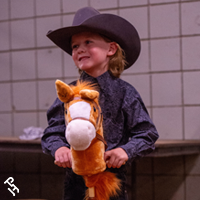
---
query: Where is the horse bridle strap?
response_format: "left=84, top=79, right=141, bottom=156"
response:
left=71, top=117, right=107, bottom=149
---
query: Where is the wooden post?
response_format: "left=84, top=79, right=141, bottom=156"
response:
left=88, top=187, right=97, bottom=200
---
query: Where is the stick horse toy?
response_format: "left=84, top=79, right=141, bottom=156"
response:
left=55, top=79, right=121, bottom=200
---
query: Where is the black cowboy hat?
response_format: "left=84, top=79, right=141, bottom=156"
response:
left=47, top=7, right=141, bottom=69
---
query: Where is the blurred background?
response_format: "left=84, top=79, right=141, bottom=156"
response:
left=0, top=0, right=200, bottom=200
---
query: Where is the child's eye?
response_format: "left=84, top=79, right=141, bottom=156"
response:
left=86, top=40, right=92, bottom=45
left=72, top=44, right=78, bottom=49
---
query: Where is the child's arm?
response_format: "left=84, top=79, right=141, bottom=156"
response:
left=104, top=148, right=128, bottom=168
left=54, top=146, right=72, bottom=168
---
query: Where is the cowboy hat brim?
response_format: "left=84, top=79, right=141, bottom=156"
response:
left=47, top=13, right=141, bottom=69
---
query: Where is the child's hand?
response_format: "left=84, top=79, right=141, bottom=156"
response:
left=54, top=147, right=72, bottom=168
left=104, top=148, right=128, bottom=168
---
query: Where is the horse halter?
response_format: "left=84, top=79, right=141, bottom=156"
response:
left=65, top=97, right=107, bottom=149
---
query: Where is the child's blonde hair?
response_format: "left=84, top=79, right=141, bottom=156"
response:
left=78, top=33, right=127, bottom=78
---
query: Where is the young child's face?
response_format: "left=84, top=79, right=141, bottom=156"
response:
left=71, top=32, right=112, bottom=77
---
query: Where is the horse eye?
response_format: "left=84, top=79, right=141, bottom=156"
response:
left=65, top=110, right=67, bottom=114
left=93, top=106, right=96, bottom=112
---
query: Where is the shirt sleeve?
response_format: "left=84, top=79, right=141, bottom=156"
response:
left=120, top=91, right=159, bottom=163
left=41, top=98, right=70, bottom=157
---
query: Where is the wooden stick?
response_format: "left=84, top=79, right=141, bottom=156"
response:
left=88, top=187, right=95, bottom=198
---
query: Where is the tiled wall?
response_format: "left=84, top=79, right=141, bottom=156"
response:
left=1, top=0, right=200, bottom=139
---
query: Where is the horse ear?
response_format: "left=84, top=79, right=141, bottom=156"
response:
left=55, top=80, right=74, bottom=102
left=80, top=89, right=99, bottom=100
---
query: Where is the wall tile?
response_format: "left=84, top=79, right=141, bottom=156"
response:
left=153, top=107, right=183, bottom=139
left=151, top=38, right=181, bottom=72
left=37, top=48, right=62, bottom=78
left=10, top=0, right=34, bottom=19
left=152, top=73, right=182, bottom=106
left=119, top=7, right=148, bottom=39
left=0, top=52, right=11, bottom=81
left=62, top=0, right=88, bottom=13
left=184, top=106, right=200, bottom=140
left=182, top=36, right=200, bottom=70
left=153, top=156, right=184, bottom=175
left=11, top=19, right=35, bottom=49
left=154, top=176, right=185, bottom=200
left=12, top=50, right=36, bottom=80
left=0, top=113, right=12, bottom=136
left=186, top=176, right=200, bottom=200
left=150, top=4, right=179, bottom=38
left=121, top=74, right=151, bottom=107
left=119, top=0, right=148, bottom=7
left=150, top=0, right=178, bottom=3
left=181, top=1, right=200, bottom=35
left=36, top=16, right=61, bottom=47
left=13, top=81, right=37, bottom=111
left=64, top=53, right=80, bottom=77
left=13, top=112, right=37, bottom=136
left=124, top=40, right=150, bottom=74
left=185, top=154, right=200, bottom=176
left=36, top=0, right=61, bottom=15
left=38, top=80, right=57, bottom=110
left=183, top=71, right=200, bottom=105
left=0, top=22, right=10, bottom=51
left=62, top=14, right=74, bottom=27
left=0, top=0, right=9, bottom=20
left=0, top=83, right=12, bottom=112
left=90, top=0, right=118, bottom=9
left=39, top=111, right=48, bottom=129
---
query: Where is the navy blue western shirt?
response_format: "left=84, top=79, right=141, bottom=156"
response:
left=41, top=71, right=158, bottom=163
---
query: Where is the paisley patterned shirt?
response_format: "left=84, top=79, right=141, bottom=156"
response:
left=41, top=71, right=159, bottom=163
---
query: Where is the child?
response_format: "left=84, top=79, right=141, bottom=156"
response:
left=41, top=7, right=159, bottom=200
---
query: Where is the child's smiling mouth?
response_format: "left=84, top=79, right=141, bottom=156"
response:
left=79, top=56, right=90, bottom=61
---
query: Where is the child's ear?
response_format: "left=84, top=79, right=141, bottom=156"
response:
left=107, top=42, right=118, bottom=56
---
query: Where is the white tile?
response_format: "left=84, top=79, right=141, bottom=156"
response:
left=64, top=53, right=80, bottom=77
left=0, top=83, right=12, bottom=112
left=181, top=1, right=200, bottom=35
left=100, top=9, right=118, bottom=15
left=182, top=36, right=200, bottom=70
left=13, top=81, right=37, bottom=111
left=121, top=74, right=151, bottom=106
left=11, top=19, right=35, bottom=49
left=183, top=71, right=200, bottom=105
left=153, top=107, right=183, bottom=139
left=62, top=0, right=88, bottom=13
left=0, top=53, right=11, bottom=81
left=150, top=0, right=178, bottom=3
left=37, top=48, right=62, bottom=78
left=36, top=16, right=61, bottom=47
left=0, top=0, right=9, bottom=20
left=0, top=22, right=10, bottom=51
left=119, top=7, right=148, bottom=39
left=152, top=73, right=182, bottom=106
left=151, top=38, right=181, bottom=71
left=62, top=14, right=74, bottom=27
left=150, top=4, right=179, bottom=38
left=119, top=0, right=148, bottom=7
left=0, top=113, right=12, bottom=136
left=36, top=0, right=61, bottom=15
left=184, top=107, right=200, bottom=140
left=13, top=112, right=37, bottom=137
left=38, top=80, right=57, bottom=110
left=38, top=111, right=48, bottom=129
left=10, top=0, right=34, bottom=19
left=64, top=78, right=78, bottom=85
left=12, top=50, right=36, bottom=80
left=90, top=0, right=118, bottom=9
left=124, top=40, right=149, bottom=74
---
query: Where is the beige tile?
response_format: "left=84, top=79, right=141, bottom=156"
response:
left=0, top=113, right=12, bottom=136
left=0, top=22, right=10, bottom=51
left=181, top=1, right=200, bottom=35
left=90, top=0, right=118, bottom=9
left=0, top=83, right=12, bottom=112
left=0, top=0, right=9, bottom=20
left=119, top=0, right=148, bottom=6
left=153, top=107, right=183, bottom=139
left=0, top=52, right=10, bottom=81
left=150, top=4, right=179, bottom=38
left=184, top=107, right=200, bottom=140
left=62, top=0, right=88, bottom=13
left=120, top=7, right=148, bottom=39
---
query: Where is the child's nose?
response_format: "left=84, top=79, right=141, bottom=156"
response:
left=78, top=44, right=86, bottom=53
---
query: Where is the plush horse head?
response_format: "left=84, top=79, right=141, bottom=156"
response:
left=55, top=80, right=121, bottom=200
